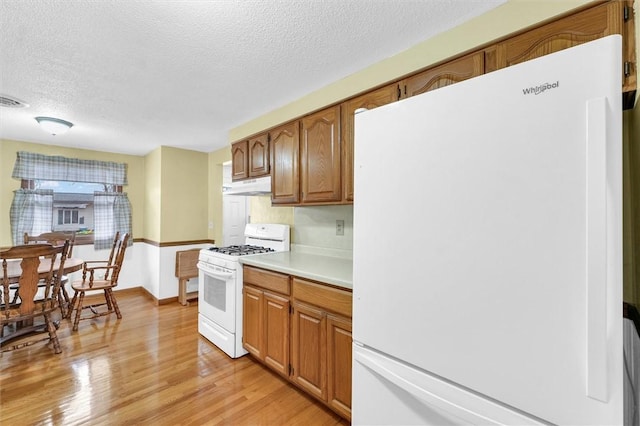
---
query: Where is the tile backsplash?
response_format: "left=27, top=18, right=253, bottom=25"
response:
left=293, top=205, right=353, bottom=251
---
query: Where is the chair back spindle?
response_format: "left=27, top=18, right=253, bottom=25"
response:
left=24, top=231, right=76, bottom=258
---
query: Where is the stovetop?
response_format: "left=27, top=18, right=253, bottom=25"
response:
left=199, top=224, right=289, bottom=269
left=206, top=245, right=275, bottom=256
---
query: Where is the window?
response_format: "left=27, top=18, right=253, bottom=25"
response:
left=10, top=152, right=131, bottom=249
left=28, top=180, right=109, bottom=241
left=58, top=210, right=80, bottom=225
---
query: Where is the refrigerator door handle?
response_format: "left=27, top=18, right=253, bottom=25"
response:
left=353, top=346, right=544, bottom=425
left=354, top=350, right=498, bottom=425
left=585, top=97, right=608, bottom=402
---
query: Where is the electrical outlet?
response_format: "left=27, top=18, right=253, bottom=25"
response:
left=336, top=220, right=344, bottom=236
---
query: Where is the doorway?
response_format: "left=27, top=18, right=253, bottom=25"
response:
left=222, top=161, right=248, bottom=246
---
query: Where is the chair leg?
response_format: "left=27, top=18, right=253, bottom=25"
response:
left=67, top=290, right=79, bottom=319
left=107, top=289, right=122, bottom=319
left=104, top=289, right=113, bottom=312
left=44, top=313, right=61, bottom=354
left=59, top=282, right=71, bottom=318
left=72, top=292, right=85, bottom=331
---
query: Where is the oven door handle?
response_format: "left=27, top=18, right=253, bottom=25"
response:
left=197, top=262, right=235, bottom=279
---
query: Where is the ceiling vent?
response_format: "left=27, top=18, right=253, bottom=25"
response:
left=0, top=95, right=29, bottom=108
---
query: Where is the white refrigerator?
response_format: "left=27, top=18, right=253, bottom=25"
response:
left=352, top=35, right=623, bottom=425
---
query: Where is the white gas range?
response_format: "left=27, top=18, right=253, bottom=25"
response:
left=197, top=223, right=290, bottom=358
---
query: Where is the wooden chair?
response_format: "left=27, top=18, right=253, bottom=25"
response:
left=1, top=242, right=70, bottom=354
left=18, top=231, right=76, bottom=316
left=69, top=232, right=129, bottom=331
left=24, top=231, right=76, bottom=257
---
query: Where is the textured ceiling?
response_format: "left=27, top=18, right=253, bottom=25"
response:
left=0, top=0, right=504, bottom=156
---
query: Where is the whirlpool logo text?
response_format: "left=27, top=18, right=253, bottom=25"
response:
left=522, top=81, right=559, bottom=95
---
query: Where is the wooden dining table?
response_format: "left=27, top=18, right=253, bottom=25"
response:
left=4, top=257, right=84, bottom=284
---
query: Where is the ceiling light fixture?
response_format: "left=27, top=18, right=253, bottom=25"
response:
left=35, top=116, right=74, bottom=135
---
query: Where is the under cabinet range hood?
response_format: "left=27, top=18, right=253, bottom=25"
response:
left=224, top=175, right=271, bottom=196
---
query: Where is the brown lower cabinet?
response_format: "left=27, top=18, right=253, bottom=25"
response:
left=242, top=266, right=353, bottom=421
left=243, top=285, right=290, bottom=377
left=326, top=314, right=352, bottom=419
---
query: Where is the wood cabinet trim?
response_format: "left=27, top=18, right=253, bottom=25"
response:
left=242, top=285, right=264, bottom=359
left=490, top=1, right=635, bottom=106
left=248, top=134, right=270, bottom=177
left=341, top=83, right=397, bottom=202
left=291, top=301, right=328, bottom=400
left=231, top=140, right=249, bottom=181
left=300, top=105, right=342, bottom=204
left=243, top=266, right=290, bottom=295
left=495, top=2, right=614, bottom=68
left=326, top=314, right=352, bottom=420
left=262, top=291, right=290, bottom=376
left=269, top=121, right=301, bottom=205
left=398, top=51, right=485, bottom=99
left=292, top=277, right=352, bottom=318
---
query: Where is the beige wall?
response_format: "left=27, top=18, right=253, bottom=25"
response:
left=207, top=147, right=231, bottom=245
left=0, top=139, right=145, bottom=247
left=249, top=196, right=294, bottom=227
left=158, top=146, right=209, bottom=242
left=143, top=147, right=161, bottom=242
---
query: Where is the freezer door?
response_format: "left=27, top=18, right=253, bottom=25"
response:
left=353, top=36, right=623, bottom=425
left=352, top=344, right=545, bottom=425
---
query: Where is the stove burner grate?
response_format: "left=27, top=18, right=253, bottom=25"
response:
left=208, top=245, right=275, bottom=256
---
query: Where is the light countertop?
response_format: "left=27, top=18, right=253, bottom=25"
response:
left=239, top=250, right=353, bottom=290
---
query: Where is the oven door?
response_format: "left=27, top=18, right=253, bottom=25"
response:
left=197, top=261, right=236, bottom=333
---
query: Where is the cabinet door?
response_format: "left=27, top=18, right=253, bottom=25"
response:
left=270, top=121, right=300, bottom=204
left=399, top=51, right=484, bottom=99
left=327, top=314, right=352, bottom=420
left=300, top=105, right=341, bottom=203
left=231, top=140, right=249, bottom=181
left=242, top=285, right=263, bottom=359
left=249, top=134, right=270, bottom=177
left=341, top=84, right=397, bottom=202
left=263, top=291, right=290, bottom=377
left=292, top=301, right=327, bottom=400
left=489, top=2, right=634, bottom=91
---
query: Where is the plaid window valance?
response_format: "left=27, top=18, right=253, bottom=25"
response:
left=12, top=151, right=128, bottom=185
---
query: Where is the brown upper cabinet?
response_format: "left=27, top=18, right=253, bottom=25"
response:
left=231, top=140, right=249, bottom=181
left=486, top=0, right=636, bottom=107
left=232, top=135, right=270, bottom=181
left=341, top=84, right=398, bottom=202
left=248, top=134, right=270, bottom=177
left=270, top=121, right=300, bottom=205
left=300, top=105, right=342, bottom=204
left=398, top=51, right=485, bottom=99
left=233, top=0, right=636, bottom=194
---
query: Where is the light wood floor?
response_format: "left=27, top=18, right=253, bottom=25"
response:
left=0, top=289, right=350, bottom=425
